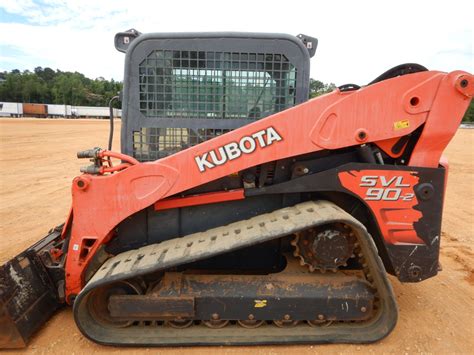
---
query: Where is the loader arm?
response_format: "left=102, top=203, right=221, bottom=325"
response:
left=64, top=70, right=473, bottom=301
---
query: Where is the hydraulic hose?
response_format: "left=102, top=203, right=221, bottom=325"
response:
left=108, top=95, right=120, bottom=151
left=99, top=150, right=139, bottom=165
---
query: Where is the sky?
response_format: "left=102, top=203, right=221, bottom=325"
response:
left=0, top=0, right=473, bottom=85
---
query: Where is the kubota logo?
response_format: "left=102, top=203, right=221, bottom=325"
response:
left=194, top=127, right=283, bottom=172
left=360, top=175, right=415, bottom=201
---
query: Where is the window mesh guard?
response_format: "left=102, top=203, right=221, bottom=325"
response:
left=134, top=50, right=297, bottom=161
left=134, top=127, right=231, bottom=161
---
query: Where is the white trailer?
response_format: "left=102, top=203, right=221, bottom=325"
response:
left=0, top=103, right=121, bottom=119
left=74, top=106, right=109, bottom=118
left=72, top=106, right=121, bottom=118
left=0, top=102, right=23, bottom=117
left=47, top=104, right=72, bottom=117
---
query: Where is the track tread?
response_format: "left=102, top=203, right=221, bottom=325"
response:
left=89, top=201, right=338, bottom=286
left=74, top=200, right=398, bottom=346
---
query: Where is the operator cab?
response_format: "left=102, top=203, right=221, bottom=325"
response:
left=115, top=30, right=317, bottom=162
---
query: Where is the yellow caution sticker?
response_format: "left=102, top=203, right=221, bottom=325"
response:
left=254, top=300, right=267, bottom=308
left=394, top=119, right=410, bottom=130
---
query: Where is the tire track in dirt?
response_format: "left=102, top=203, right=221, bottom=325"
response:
left=441, top=231, right=474, bottom=285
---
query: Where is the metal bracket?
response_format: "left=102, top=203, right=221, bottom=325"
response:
left=114, top=28, right=142, bottom=53
left=296, top=34, right=318, bottom=57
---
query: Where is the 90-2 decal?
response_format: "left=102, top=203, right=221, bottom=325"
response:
left=338, top=169, right=424, bottom=244
left=360, top=175, right=415, bottom=201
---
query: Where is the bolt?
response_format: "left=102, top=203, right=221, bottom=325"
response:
left=410, top=96, right=420, bottom=106
left=408, top=265, right=422, bottom=279
left=68, top=294, right=77, bottom=304
left=358, top=131, right=367, bottom=140
left=303, top=168, right=309, bottom=174
left=318, top=314, right=324, bottom=320
left=283, top=314, right=291, bottom=320
left=361, top=307, right=367, bottom=313
left=248, top=314, right=255, bottom=320
left=211, top=313, right=219, bottom=320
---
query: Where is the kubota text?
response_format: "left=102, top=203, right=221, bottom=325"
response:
left=195, top=127, right=283, bottom=172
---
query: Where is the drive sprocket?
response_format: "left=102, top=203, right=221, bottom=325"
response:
left=291, top=224, right=357, bottom=272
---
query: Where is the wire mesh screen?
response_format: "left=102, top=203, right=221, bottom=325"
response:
left=133, top=127, right=231, bottom=160
left=139, top=50, right=297, bottom=119
left=134, top=49, right=298, bottom=161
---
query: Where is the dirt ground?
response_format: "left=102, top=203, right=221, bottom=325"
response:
left=1, top=118, right=473, bottom=354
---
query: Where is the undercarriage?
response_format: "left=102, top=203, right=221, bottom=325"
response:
left=73, top=201, right=397, bottom=345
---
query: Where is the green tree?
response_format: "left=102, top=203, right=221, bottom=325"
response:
left=462, top=100, right=474, bottom=123
left=309, top=79, right=337, bottom=98
left=0, top=68, right=122, bottom=107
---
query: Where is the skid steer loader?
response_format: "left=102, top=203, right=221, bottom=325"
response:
left=1, top=29, right=473, bottom=348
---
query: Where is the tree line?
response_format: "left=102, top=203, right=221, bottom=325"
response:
left=463, top=99, right=474, bottom=122
left=0, top=69, right=471, bottom=121
left=0, top=67, right=122, bottom=107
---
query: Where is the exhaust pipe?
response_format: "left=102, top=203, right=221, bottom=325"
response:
left=0, top=226, right=65, bottom=348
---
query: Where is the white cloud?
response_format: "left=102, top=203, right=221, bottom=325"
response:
left=0, top=0, right=37, bottom=15
left=0, top=0, right=473, bottom=84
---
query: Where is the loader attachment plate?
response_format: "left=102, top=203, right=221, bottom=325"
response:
left=0, top=227, right=65, bottom=348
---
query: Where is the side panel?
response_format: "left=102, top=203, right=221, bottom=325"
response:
left=246, top=163, right=445, bottom=282
left=108, top=194, right=296, bottom=273
left=338, top=167, right=444, bottom=281
left=339, top=170, right=423, bottom=245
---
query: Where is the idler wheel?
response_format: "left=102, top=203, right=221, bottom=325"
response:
left=87, top=280, right=142, bottom=328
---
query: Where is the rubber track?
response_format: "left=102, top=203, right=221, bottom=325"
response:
left=74, top=200, right=398, bottom=346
